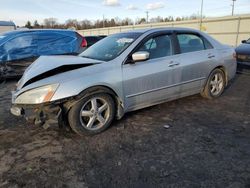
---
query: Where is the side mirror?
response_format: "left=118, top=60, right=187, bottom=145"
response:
left=132, top=51, right=149, bottom=62
left=242, top=40, right=246, bottom=44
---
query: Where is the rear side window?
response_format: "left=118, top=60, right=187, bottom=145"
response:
left=137, top=34, right=173, bottom=59
left=36, top=33, right=74, bottom=54
left=177, top=34, right=212, bottom=53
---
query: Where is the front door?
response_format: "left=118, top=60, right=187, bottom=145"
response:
left=122, top=33, right=182, bottom=111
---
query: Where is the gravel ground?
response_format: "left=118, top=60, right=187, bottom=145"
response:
left=0, top=74, right=249, bottom=188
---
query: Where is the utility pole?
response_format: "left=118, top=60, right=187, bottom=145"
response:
left=199, top=0, right=204, bottom=30
left=103, top=14, right=105, bottom=28
left=146, top=11, right=149, bottom=23
left=231, top=0, right=236, bottom=16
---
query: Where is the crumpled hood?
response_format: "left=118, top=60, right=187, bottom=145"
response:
left=19, top=55, right=102, bottom=88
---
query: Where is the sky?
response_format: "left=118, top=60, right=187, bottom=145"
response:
left=0, top=0, right=250, bottom=26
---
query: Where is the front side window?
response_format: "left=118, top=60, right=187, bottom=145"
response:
left=136, top=34, right=173, bottom=59
left=1, top=34, right=36, bottom=61
left=80, top=32, right=141, bottom=61
left=177, top=34, right=208, bottom=53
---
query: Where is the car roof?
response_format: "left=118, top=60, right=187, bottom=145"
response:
left=121, top=27, right=223, bottom=48
left=2, top=29, right=76, bottom=36
left=124, top=27, right=203, bottom=34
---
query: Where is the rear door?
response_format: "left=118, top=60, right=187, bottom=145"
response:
left=173, top=32, right=216, bottom=95
left=122, top=32, right=182, bottom=111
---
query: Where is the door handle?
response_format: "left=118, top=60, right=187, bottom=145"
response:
left=168, top=61, right=180, bottom=67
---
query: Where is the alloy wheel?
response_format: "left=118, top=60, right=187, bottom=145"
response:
left=209, top=72, right=224, bottom=96
left=79, top=97, right=110, bottom=131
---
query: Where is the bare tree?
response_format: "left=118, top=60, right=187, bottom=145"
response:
left=80, top=19, right=92, bottom=29
left=25, top=21, right=32, bottom=29
left=44, top=18, right=58, bottom=28
left=121, top=18, right=133, bottom=26
left=135, top=18, right=146, bottom=24
left=26, top=14, right=205, bottom=30
left=150, top=16, right=164, bottom=23
left=65, top=19, right=80, bottom=29
left=33, top=20, right=40, bottom=28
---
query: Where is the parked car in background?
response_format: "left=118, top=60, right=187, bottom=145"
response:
left=0, top=21, right=16, bottom=33
left=79, top=35, right=106, bottom=52
left=0, top=29, right=87, bottom=79
left=11, top=28, right=236, bottom=136
left=235, top=38, right=250, bottom=73
left=85, top=35, right=106, bottom=47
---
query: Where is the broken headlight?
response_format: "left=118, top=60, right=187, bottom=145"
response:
left=15, top=84, right=59, bottom=104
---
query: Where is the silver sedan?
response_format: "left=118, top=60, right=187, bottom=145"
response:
left=11, top=28, right=237, bottom=135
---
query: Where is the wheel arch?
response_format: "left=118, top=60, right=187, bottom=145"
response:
left=201, top=65, right=228, bottom=93
left=63, top=85, right=125, bottom=120
left=213, top=65, right=228, bottom=85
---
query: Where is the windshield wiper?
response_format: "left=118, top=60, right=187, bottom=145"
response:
left=80, top=55, right=89, bottom=58
left=80, top=55, right=106, bottom=62
left=80, top=55, right=95, bottom=60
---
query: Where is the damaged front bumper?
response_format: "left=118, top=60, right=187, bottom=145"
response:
left=10, top=104, right=63, bottom=129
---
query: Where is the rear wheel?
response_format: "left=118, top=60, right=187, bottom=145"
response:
left=68, top=93, right=115, bottom=136
left=201, top=69, right=226, bottom=99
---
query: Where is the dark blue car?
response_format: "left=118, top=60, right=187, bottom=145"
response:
left=0, top=29, right=86, bottom=78
left=236, top=38, right=250, bottom=74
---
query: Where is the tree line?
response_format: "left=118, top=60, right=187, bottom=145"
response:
left=24, top=14, right=202, bottom=30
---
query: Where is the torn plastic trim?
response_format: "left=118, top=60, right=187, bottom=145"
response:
left=22, top=63, right=97, bottom=88
left=0, top=57, right=38, bottom=79
left=11, top=103, right=63, bottom=129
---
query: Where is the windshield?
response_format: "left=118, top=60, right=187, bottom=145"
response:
left=79, top=32, right=141, bottom=61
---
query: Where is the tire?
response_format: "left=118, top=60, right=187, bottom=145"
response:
left=201, top=69, right=226, bottom=99
left=68, top=93, right=115, bottom=136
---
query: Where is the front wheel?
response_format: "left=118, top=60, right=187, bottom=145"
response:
left=201, top=69, right=226, bottom=99
left=68, top=93, right=115, bottom=136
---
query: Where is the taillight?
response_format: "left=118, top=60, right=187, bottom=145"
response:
left=233, top=52, right=237, bottom=59
left=81, top=38, right=87, bottom=47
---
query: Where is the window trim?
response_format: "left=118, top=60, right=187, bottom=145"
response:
left=124, top=31, right=176, bottom=64
left=173, top=31, right=214, bottom=54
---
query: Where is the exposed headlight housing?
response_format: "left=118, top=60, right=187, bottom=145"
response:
left=15, top=84, right=59, bottom=104
left=237, top=54, right=247, bottom=60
